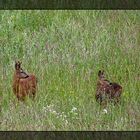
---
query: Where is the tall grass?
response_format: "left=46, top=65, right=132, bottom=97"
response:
left=0, top=10, right=139, bottom=130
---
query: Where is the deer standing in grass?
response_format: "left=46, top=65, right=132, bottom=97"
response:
left=12, top=61, right=37, bottom=101
left=95, top=70, right=122, bottom=106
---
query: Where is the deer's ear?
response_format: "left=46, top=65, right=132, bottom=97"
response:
left=98, top=70, right=102, bottom=77
left=98, top=70, right=105, bottom=77
left=15, top=61, right=18, bottom=69
left=16, top=60, right=22, bottom=64
left=98, top=70, right=101, bottom=73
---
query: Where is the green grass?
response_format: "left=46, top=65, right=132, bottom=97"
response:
left=0, top=10, right=140, bottom=130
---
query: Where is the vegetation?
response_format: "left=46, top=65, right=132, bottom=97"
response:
left=0, top=10, right=139, bottom=130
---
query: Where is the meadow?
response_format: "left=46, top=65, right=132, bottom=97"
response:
left=0, top=10, right=139, bottom=130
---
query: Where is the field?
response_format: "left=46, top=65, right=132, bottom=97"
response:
left=0, top=10, right=140, bottom=130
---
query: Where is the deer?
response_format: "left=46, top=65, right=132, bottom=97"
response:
left=12, top=61, right=37, bottom=101
left=95, top=70, right=122, bottom=106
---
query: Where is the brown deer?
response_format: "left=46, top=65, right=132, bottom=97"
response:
left=12, top=61, right=37, bottom=101
left=95, top=70, right=122, bottom=106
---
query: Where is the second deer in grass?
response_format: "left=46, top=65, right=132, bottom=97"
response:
left=95, top=70, right=122, bottom=106
left=12, top=61, right=37, bottom=101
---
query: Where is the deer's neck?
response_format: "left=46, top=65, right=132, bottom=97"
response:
left=13, top=70, right=21, bottom=83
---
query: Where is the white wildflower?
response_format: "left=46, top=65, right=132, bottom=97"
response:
left=52, top=110, right=57, bottom=114
left=103, top=109, right=108, bottom=114
left=65, top=120, right=68, bottom=125
left=71, top=107, right=77, bottom=112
